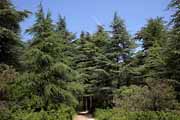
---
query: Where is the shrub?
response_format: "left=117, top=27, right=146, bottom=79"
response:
left=113, top=85, right=149, bottom=111
left=0, top=109, right=14, bottom=120
left=95, top=109, right=180, bottom=120
left=113, top=80, right=179, bottom=111
left=0, top=64, right=17, bottom=111
left=12, top=105, right=75, bottom=120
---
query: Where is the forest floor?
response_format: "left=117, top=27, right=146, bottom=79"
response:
left=74, top=114, right=95, bottom=120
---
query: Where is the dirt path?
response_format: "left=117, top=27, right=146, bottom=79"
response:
left=74, top=114, right=95, bottom=120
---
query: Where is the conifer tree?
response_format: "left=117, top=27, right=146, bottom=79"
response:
left=136, top=17, right=167, bottom=53
left=106, top=13, right=135, bottom=87
left=26, top=3, right=54, bottom=46
left=165, top=0, right=180, bottom=100
left=55, top=15, right=76, bottom=66
left=0, top=0, right=29, bottom=67
left=74, top=27, right=114, bottom=108
left=135, top=18, right=168, bottom=80
left=92, top=25, right=109, bottom=52
left=108, top=12, right=134, bottom=63
left=145, top=42, right=167, bottom=79
left=56, top=15, right=75, bottom=41
left=166, top=0, right=180, bottom=81
left=15, top=3, right=83, bottom=111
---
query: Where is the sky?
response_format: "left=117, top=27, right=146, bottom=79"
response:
left=12, top=0, right=172, bottom=40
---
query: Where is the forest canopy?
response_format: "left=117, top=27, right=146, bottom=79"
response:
left=0, top=0, right=180, bottom=120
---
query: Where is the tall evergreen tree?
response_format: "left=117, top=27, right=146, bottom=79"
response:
left=108, top=12, right=134, bottom=63
left=0, top=0, right=29, bottom=67
left=56, top=15, right=75, bottom=41
left=106, top=13, right=135, bottom=87
left=14, top=4, right=83, bottom=111
left=166, top=0, right=180, bottom=81
left=92, top=25, right=109, bottom=52
left=164, top=0, right=180, bottom=100
left=74, top=27, right=114, bottom=108
left=135, top=18, right=168, bottom=80
left=26, top=3, right=54, bottom=46
left=55, top=15, right=76, bottom=66
left=135, top=17, right=167, bottom=53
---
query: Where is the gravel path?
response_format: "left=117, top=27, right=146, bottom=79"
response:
left=74, top=114, right=95, bottom=120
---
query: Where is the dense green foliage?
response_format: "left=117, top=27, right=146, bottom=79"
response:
left=95, top=109, right=180, bottom=120
left=0, top=105, right=75, bottom=120
left=113, top=81, right=178, bottom=111
left=1, top=0, right=180, bottom=119
left=0, top=0, right=29, bottom=68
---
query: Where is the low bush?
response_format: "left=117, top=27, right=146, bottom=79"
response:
left=95, top=109, right=180, bottom=120
left=0, top=105, right=75, bottom=120
left=113, top=82, right=179, bottom=111
left=0, top=109, right=13, bottom=120
left=13, top=106, right=75, bottom=120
